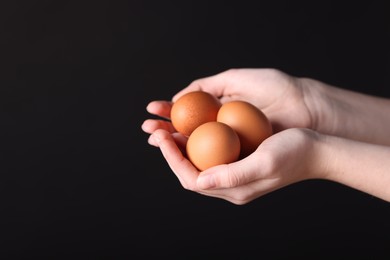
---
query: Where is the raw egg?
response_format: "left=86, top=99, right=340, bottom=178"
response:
left=186, top=121, right=240, bottom=171
left=217, top=100, right=272, bottom=158
left=170, top=91, right=221, bottom=137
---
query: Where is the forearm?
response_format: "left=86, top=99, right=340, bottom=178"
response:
left=302, top=78, right=390, bottom=145
left=314, top=134, right=390, bottom=202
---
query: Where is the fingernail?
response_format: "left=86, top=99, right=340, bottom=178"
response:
left=147, top=135, right=155, bottom=145
left=141, top=120, right=148, bottom=131
left=147, top=133, right=160, bottom=147
left=153, top=132, right=161, bottom=144
left=197, top=173, right=216, bottom=189
left=146, top=102, right=153, bottom=112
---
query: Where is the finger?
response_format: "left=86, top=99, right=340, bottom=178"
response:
left=147, top=134, right=159, bottom=147
left=152, top=129, right=199, bottom=190
left=147, top=132, right=188, bottom=151
left=141, top=119, right=176, bottom=134
left=146, top=100, right=173, bottom=119
left=172, top=70, right=238, bottom=102
left=196, top=178, right=285, bottom=205
left=196, top=155, right=261, bottom=190
left=171, top=132, right=188, bottom=153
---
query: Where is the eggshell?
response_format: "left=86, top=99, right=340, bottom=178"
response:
left=170, top=91, right=221, bottom=137
left=217, top=100, right=272, bottom=158
left=186, top=121, right=240, bottom=171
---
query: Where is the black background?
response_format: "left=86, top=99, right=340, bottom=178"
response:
left=1, top=0, right=389, bottom=258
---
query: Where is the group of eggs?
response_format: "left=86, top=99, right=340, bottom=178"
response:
left=170, top=91, right=273, bottom=171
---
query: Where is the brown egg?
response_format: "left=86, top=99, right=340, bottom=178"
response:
left=170, top=91, right=221, bottom=137
left=186, top=121, right=240, bottom=171
left=217, top=100, right=273, bottom=158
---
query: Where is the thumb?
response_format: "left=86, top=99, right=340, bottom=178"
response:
left=196, top=156, right=260, bottom=190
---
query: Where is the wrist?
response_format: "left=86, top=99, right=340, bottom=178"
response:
left=309, top=132, right=336, bottom=180
left=300, top=78, right=337, bottom=135
left=301, top=130, right=332, bottom=180
left=279, top=128, right=332, bottom=181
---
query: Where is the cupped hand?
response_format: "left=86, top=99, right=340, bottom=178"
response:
left=148, top=127, right=323, bottom=205
left=142, top=68, right=314, bottom=139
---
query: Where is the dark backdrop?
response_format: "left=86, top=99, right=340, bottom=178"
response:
left=1, top=0, right=389, bottom=258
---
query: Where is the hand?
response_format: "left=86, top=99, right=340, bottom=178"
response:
left=147, top=127, right=323, bottom=205
left=143, top=68, right=315, bottom=137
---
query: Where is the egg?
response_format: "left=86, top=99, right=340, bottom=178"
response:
left=186, top=121, right=240, bottom=171
left=170, top=91, right=221, bottom=137
left=217, top=100, right=272, bottom=158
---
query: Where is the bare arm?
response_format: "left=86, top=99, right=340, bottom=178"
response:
left=317, top=134, right=390, bottom=202
left=302, top=78, right=390, bottom=145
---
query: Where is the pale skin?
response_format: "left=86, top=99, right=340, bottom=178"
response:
left=141, top=68, right=390, bottom=205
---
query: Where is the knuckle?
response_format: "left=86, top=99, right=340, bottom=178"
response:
left=223, top=68, right=242, bottom=77
left=265, top=68, right=284, bottom=78
left=231, top=191, right=253, bottom=205
left=257, top=151, right=277, bottom=176
left=225, top=165, right=241, bottom=188
left=181, top=182, right=196, bottom=192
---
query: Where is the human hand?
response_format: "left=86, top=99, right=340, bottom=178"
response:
left=147, top=127, right=323, bottom=205
left=142, top=68, right=315, bottom=137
